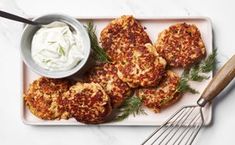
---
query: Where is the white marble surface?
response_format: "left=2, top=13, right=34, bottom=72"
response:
left=0, top=0, right=235, bottom=145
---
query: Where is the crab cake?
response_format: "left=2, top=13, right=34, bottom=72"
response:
left=116, top=44, right=167, bottom=88
left=100, top=15, right=151, bottom=61
left=61, top=82, right=112, bottom=124
left=87, top=63, right=132, bottom=108
left=155, top=23, right=206, bottom=68
left=101, top=16, right=166, bottom=88
left=137, top=71, right=181, bottom=113
left=24, top=77, right=72, bottom=120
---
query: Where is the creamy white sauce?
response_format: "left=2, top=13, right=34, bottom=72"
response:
left=31, top=21, right=84, bottom=71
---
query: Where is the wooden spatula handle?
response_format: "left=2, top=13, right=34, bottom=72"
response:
left=197, top=55, right=235, bottom=107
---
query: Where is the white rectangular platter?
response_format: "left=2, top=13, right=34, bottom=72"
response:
left=21, top=16, right=213, bottom=126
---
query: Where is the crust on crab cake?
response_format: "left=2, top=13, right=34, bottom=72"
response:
left=136, top=71, right=181, bottom=113
left=155, top=23, right=206, bottom=68
left=100, top=15, right=152, bottom=61
left=24, top=77, right=72, bottom=120
left=61, top=82, right=112, bottom=124
left=116, top=44, right=167, bottom=88
left=87, top=63, right=132, bottom=108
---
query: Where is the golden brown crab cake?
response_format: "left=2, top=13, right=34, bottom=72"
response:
left=100, top=15, right=151, bottom=61
left=116, top=44, right=167, bottom=88
left=61, top=82, right=112, bottom=124
left=101, top=16, right=166, bottom=88
left=24, top=77, right=72, bottom=120
left=155, top=23, right=206, bottom=68
left=87, top=63, right=132, bottom=108
left=136, top=71, right=181, bottom=113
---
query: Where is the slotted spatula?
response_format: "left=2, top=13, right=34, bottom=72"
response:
left=142, top=54, right=235, bottom=145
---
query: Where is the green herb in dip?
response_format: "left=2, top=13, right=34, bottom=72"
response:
left=31, top=21, right=84, bottom=71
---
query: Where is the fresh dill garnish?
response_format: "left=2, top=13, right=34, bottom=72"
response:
left=176, top=49, right=217, bottom=93
left=184, top=49, right=217, bottom=82
left=85, top=22, right=110, bottom=62
left=58, top=45, right=65, bottom=56
left=176, top=77, right=199, bottom=94
left=115, top=96, right=146, bottom=121
left=199, top=49, right=217, bottom=73
left=187, top=65, right=209, bottom=82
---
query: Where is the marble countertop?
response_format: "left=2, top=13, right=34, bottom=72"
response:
left=0, top=0, right=235, bottom=145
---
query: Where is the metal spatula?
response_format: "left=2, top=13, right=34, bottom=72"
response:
left=141, top=54, right=235, bottom=145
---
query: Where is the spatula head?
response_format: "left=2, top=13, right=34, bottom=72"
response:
left=142, top=106, right=204, bottom=145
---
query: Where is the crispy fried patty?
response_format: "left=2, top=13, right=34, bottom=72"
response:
left=100, top=15, right=151, bottom=61
left=24, top=77, right=72, bottom=120
left=100, top=16, right=167, bottom=88
left=137, top=71, right=181, bottom=113
left=61, top=82, right=112, bottom=124
left=87, top=63, right=132, bottom=108
left=155, top=23, right=206, bottom=68
left=116, top=44, right=166, bottom=88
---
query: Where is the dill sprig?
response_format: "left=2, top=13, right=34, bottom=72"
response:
left=185, top=49, right=217, bottom=82
left=186, top=65, right=209, bottom=82
left=115, top=96, right=146, bottom=121
left=176, top=49, right=217, bottom=93
left=85, top=22, right=110, bottom=62
left=176, top=77, right=199, bottom=94
left=199, top=49, right=217, bottom=73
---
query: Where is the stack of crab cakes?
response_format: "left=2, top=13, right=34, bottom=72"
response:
left=86, top=63, right=132, bottom=108
left=99, top=15, right=178, bottom=113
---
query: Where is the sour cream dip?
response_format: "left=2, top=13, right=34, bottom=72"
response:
left=31, top=21, right=84, bottom=71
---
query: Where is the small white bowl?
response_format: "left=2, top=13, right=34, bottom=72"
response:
left=20, top=14, right=91, bottom=78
